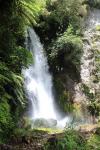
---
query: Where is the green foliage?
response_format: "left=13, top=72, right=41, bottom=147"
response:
left=0, top=61, right=26, bottom=105
left=86, top=134, right=100, bottom=150
left=96, top=25, right=100, bottom=31
left=35, top=0, right=85, bottom=44
left=47, top=0, right=84, bottom=29
left=59, top=91, right=73, bottom=112
left=47, top=25, right=82, bottom=113
left=44, top=128, right=87, bottom=150
left=49, top=25, right=83, bottom=73
left=54, top=77, right=73, bottom=112
left=86, top=0, right=100, bottom=9
left=58, top=129, right=86, bottom=150
left=0, top=0, right=34, bottom=142
left=81, top=84, right=94, bottom=99
left=0, top=101, right=14, bottom=143
left=20, top=0, right=45, bottom=25
left=81, top=84, right=100, bottom=117
left=13, top=128, right=31, bottom=137
left=9, top=46, right=33, bottom=72
left=93, top=48, right=100, bottom=84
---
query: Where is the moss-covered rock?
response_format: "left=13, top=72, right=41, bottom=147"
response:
left=32, top=118, right=57, bottom=128
left=96, top=25, right=100, bottom=31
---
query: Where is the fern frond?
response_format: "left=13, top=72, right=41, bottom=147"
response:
left=19, top=0, right=45, bottom=25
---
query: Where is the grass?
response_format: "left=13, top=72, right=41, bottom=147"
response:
left=33, top=127, right=63, bottom=134
left=96, top=25, right=100, bottom=31
left=87, top=134, right=100, bottom=150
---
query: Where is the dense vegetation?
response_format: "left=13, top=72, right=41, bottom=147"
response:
left=0, top=0, right=100, bottom=149
left=44, top=127, right=100, bottom=150
left=0, top=0, right=43, bottom=142
left=34, top=0, right=87, bottom=112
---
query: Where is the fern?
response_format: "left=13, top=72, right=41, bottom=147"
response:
left=0, top=62, right=25, bottom=106
left=19, top=0, right=45, bottom=25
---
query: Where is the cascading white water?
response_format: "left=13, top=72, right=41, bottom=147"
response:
left=23, top=28, right=71, bottom=128
left=23, top=28, right=57, bottom=120
left=22, top=9, right=100, bottom=128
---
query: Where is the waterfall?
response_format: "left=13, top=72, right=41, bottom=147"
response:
left=23, top=9, right=100, bottom=127
left=22, top=9, right=100, bottom=128
left=23, top=28, right=57, bottom=120
left=23, top=28, right=71, bottom=128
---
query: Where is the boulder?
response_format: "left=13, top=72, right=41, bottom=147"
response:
left=32, top=118, right=57, bottom=128
left=95, top=127, right=100, bottom=135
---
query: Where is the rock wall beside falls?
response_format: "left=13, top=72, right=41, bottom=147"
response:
left=73, top=8, right=100, bottom=123
left=81, top=8, right=100, bottom=101
left=29, top=6, right=100, bottom=125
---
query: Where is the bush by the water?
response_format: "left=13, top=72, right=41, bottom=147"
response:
left=49, top=25, right=83, bottom=73
left=44, top=128, right=87, bottom=150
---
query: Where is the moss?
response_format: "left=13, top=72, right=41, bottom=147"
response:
left=0, top=101, right=14, bottom=143
left=44, top=129, right=87, bottom=150
left=96, top=25, right=100, bottom=31
left=35, top=128, right=63, bottom=134
left=87, top=134, right=100, bottom=149
left=54, top=76, right=74, bottom=113
left=72, top=103, right=83, bottom=122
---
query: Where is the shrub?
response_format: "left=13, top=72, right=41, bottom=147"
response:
left=49, top=25, right=83, bottom=73
left=87, top=0, right=100, bottom=9
left=44, top=128, right=87, bottom=150
left=35, top=0, right=84, bottom=43
left=0, top=101, right=14, bottom=143
left=81, top=84, right=100, bottom=118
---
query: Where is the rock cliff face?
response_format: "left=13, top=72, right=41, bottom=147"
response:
left=73, top=8, right=100, bottom=123
left=82, top=8, right=100, bottom=103
left=81, top=8, right=100, bottom=89
left=54, top=8, right=100, bottom=123
left=24, top=5, right=100, bottom=124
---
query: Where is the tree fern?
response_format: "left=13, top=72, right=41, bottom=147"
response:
left=19, top=0, right=45, bottom=25
left=0, top=62, right=25, bottom=106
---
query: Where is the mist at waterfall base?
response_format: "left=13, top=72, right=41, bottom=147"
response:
left=23, top=28, right=71, bottom=129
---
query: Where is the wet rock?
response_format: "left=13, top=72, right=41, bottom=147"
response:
left=82, top=38, right=91, bottom=45
left=0, top=144, right=13, bottom=150
left=95, top=127, right=100, bottom=135
left=32, top=118, right=57, bottom=128
left=47, top=134, right=58, bottom=149
left=18, top=117, right=32, bottom=129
